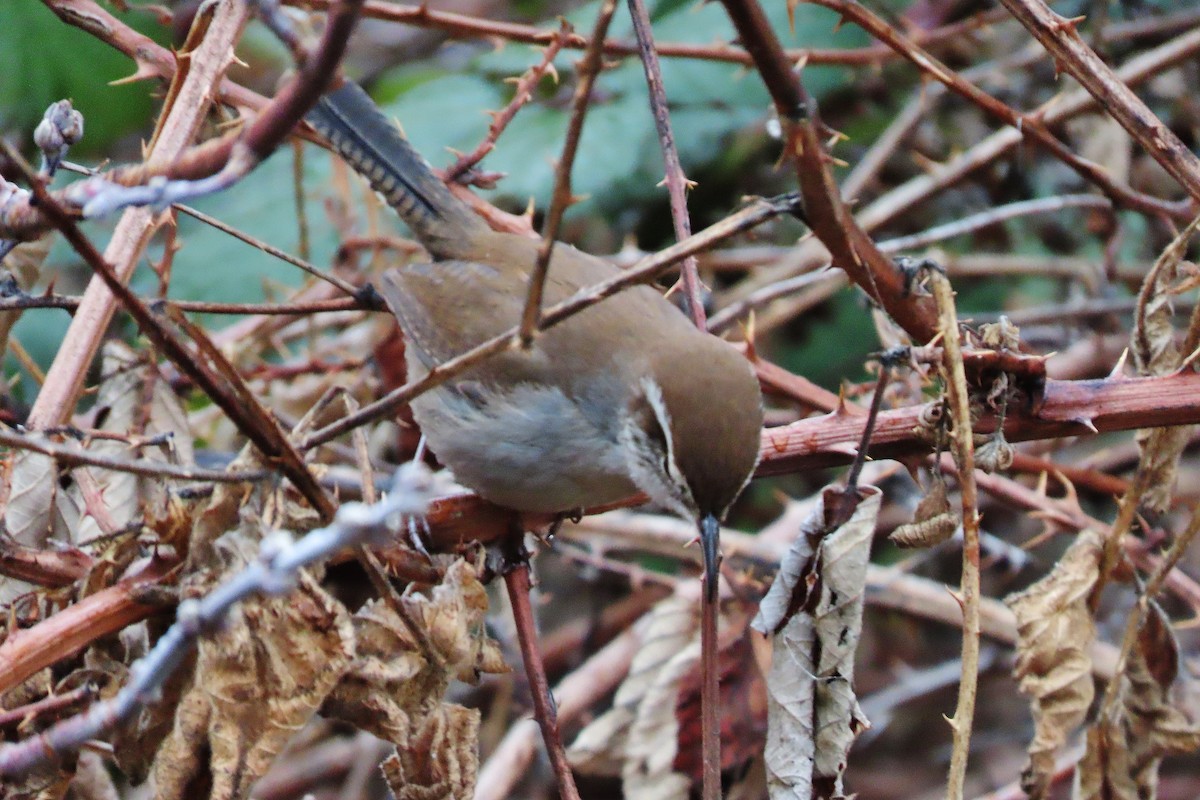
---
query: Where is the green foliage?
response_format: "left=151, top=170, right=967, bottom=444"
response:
left=372, top=0, right=866, bottom=216
left=0, top=3, right=156, bottom=152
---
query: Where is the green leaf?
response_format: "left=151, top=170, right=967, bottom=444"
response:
left=0, top=3, right=157, bottom=153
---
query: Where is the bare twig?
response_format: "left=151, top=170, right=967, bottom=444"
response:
left=0, top=426, right=270, bottom=483
left=627, top=0, right=705, bottom=327
left=519, top=0, right=618, bottom=347
left=929, top=273, right=981, bottom=800
left=504, top=555, right=581, bottom=800
left=445, top=25, right=570, bottom=183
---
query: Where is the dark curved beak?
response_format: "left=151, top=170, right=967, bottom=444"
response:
left=699, top=513, right=721, bottom=603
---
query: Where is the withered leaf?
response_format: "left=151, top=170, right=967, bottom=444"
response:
left=750, top=486, right=881, bottom=800
left=151, top=528, right=354, bottom=800
left=1130, top=212, right=1200, bottom=512
left=1, top=451, right=58, bottom=607
left=890, top=477, right=957, bottom=549
left=1006, top=529, right=1102, bottom=800
left=324, top=559, right=505, bottom=799
left=381, top=704, right=480, bottom=800
left=1076, top=601, right=1200, bottom=799
left=568, top=595, right=698, bottom=779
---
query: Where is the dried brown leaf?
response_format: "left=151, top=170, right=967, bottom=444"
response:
left=1130, top=212, right=1200, bottom=511
left=1, top=452, right=58, bottom=606
left=381, top=704, right=480, bottom=800
left=324, top=558, right=505, bottom=799
left=568, top=595, right=698, bottom=778
left=622, top=613, right=700, bottom=800
left=750, top=486, right=881, bottom=800
left=0, top=235, right=52, bottom=359
left=890, top=477, right=957, bottom=549
left=1007, top=529, right=1102, bottom=800
left=1076, top=602, right=1200, bottom=799
left=151, top=526, right=354, bottom=800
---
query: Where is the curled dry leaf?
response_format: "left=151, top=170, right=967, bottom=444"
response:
left=622, top=610, right=701, bottom=800
left=1075, top=601, right=1200, bottom=799
left=1130, top=212, right=1200, bottom=512
left=151, top=525, right=355, bottom=800
left=890, top=476, right=957, bottom=549
left=750, top=485, right=881, bottom=800
left=323, top=558, right=506, bottom=800
left=380, top=704, right=480, bottom=800
left=0, top=451, right=57, bottom=605
left=1006, top=529, right=1102, bottom=800
left=568, top=595, right=699, bottom=781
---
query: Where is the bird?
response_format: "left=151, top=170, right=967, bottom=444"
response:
left=306, top=80, right=763, bottom=593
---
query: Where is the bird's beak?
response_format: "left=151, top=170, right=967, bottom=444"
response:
left=699, top=513, right=721, bottom=602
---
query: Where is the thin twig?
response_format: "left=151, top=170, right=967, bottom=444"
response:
left=504, top=556, right=582, bottom=800
left=0, top=426, right=269, bottom=484
left=58, top=162, right=365, bottom=300
left=930, top=272, right=981, bottom=800
left=627, top=0, right=705, bottom=328
left=444, top=25, right=570, bottom=183
left=0, top=292, right=367, bottom=315
left=519, top=0, right=618, bottom=347
left=294, top=0, right=1009, bottom=67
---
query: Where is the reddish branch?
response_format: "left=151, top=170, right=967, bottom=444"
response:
left=444, top=23, right=570, bottom=183
left=998, top=0, right=1200, bottom=203
left=293, top=0, right=1008, bottom=68
left=0, top=556, right=177, bottom=695
left=503, top=558, right=582, bottom=800
left=806, top=0, right=1193, bottom=220
left=720, top=0, right=943, bottom=346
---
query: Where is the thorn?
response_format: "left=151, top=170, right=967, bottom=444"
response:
left=1072, top=416, right=1098, bottom=434
left=833, top=386, right=854, bottom=418
left=741, top=311, right=758, bottom=361
left=1108, top=348, right=1130, bottom=379
left=1053, top=14, right=1087, bottom=35
left=110, top=66, right=159, bottom=86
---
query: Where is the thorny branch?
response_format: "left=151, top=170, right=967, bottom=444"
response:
left=519, top=0, right=619, bottom=348
left=8, top=1, right=1200, bottom=797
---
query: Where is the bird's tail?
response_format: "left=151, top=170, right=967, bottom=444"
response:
left=306, top=81, right=488, bottom=257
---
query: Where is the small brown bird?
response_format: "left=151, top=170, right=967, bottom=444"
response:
left=307, top=81, right=763, bottom=589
